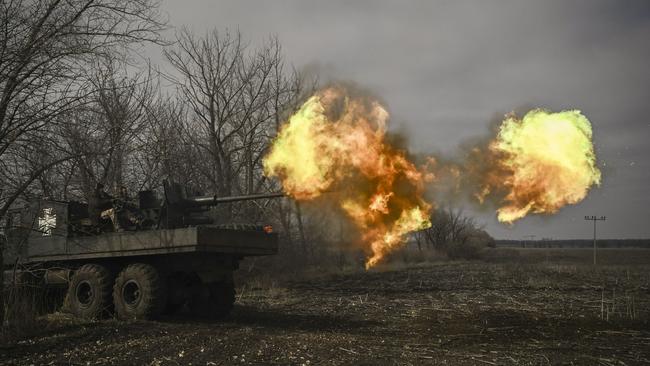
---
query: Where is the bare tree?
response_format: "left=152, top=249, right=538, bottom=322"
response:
left=136, top=95, right=198, bottom=188
left=164, top=29, right=302, bottom=199
left=0, top=0, right=165, bottom=326
left=59, top=56, right=158, bottom=200
left=418, top=206, right=486, bottom=253
left=0, top=0, right=165, bottom=211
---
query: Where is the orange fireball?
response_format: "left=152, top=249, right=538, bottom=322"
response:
left=475, top=109, right=601, bottom=223
left=264, top=86, right=432, bottom=268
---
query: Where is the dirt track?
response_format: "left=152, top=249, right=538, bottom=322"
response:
left=2, top=261, right=649, bottom=365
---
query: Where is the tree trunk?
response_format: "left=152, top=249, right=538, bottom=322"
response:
left=0, top=237, right=4, bottom=328
left=295, top=202, right=308, bottom=256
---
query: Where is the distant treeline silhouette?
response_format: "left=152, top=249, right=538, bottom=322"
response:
left=496, top=239, right=650, bottom=249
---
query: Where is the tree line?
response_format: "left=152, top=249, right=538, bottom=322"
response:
left=0, top=0, right=496, bottom=327
left=497, top=239, right=650, bottom=249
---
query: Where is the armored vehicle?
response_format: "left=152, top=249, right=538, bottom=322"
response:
left=2, top=180, right=283, bottom=320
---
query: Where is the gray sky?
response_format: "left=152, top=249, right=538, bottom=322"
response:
left=158, top=0, right=650, bottom=240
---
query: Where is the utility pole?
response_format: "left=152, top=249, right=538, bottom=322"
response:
left=584, top=216, right=606, bottom=265
left=542, top=237, right=553, bottom=262
left=523, top=235, right=535, bottom=249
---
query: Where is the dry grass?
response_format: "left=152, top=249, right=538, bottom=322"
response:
left=487, top=247, right=650, bottom=265
left=1, top=285, right=43, bottom=342
left=235, top=278, right=290, bottom=307
left=2, top=248, right=649, bottom=364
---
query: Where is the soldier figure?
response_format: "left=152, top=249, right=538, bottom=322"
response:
left=111, top=185, right=144, bottom=231
left=89, top=183, right=113, bottom=229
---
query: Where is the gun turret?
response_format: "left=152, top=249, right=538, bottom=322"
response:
left=160, top=180, right=284, bottom=229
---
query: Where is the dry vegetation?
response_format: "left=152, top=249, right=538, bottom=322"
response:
left=1, top=249, right=649, bottom=365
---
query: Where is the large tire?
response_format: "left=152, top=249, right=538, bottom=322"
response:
left=164, top=274, right=194, bottom=315
left=189, top=280, right=235, bottom=319
left=65, top=264, right=112, bottom=319
left=113, top=263, right=167, bottom=320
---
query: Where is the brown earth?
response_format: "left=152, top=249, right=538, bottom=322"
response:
left=1, top=252, right=650, bottom=365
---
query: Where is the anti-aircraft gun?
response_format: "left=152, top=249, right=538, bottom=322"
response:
left=2, top=180, right=284, bottom=320
left=157, top=180, right=284, bottom=229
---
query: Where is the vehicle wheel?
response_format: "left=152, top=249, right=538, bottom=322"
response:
left=113, top=263, right=167, bottom=320
left=189, top=280, right=235, bottom=319
left=64, top=264, right=112, bottom=319
left=164, top=273, right=194, bottom=315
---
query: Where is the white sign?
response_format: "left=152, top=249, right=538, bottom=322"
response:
left=38, top=207, right=57, bottom=236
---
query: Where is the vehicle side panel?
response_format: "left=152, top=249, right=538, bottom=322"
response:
left=22, top=227, right=278, bottom=263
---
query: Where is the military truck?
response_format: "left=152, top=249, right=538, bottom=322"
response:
left=1, top=180, right=283, bottom=320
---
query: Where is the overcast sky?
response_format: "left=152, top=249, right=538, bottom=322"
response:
left=157, top=0, right=650, bottom=240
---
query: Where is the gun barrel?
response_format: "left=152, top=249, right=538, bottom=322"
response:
left=189, top=192, right=285, bottom=206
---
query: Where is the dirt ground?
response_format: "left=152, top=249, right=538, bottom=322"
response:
left=2, top=251, right=650, bottom=365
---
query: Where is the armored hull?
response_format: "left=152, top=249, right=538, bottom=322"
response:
left=23, top=226, right=278, bottom=263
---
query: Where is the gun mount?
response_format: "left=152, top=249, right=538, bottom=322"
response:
left=160, top=180, right=284, bottom=229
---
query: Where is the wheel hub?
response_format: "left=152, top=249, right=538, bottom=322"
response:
left=123, top=280, right=142, bottom=307
left=76, top=281, right=94, bottom=308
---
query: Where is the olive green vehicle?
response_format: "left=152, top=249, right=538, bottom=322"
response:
left=2, top=180, right=282, bottom=320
